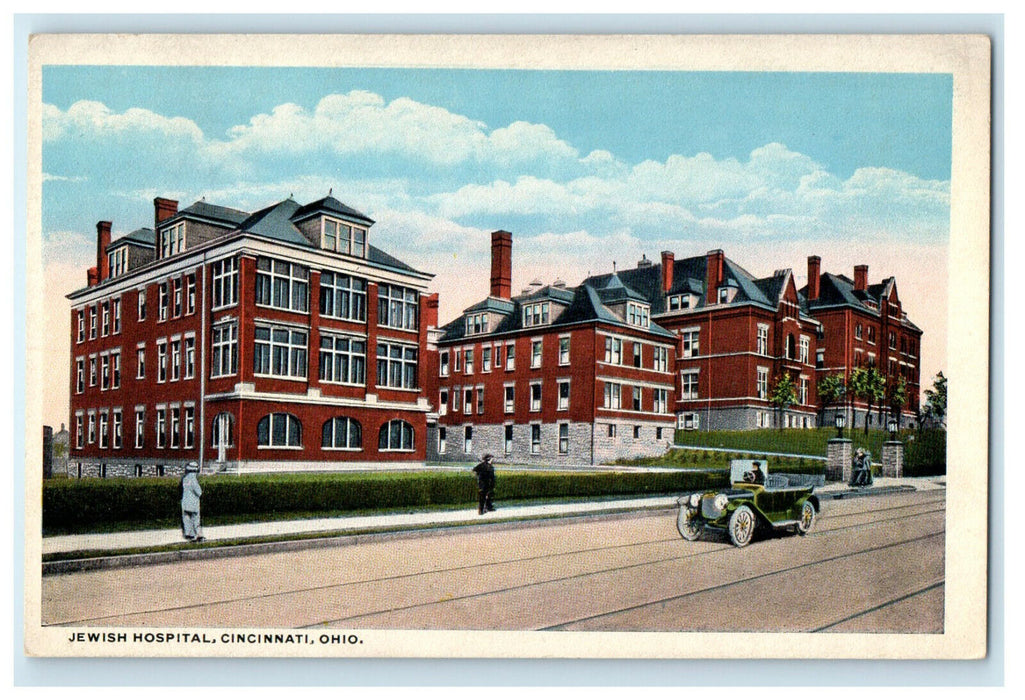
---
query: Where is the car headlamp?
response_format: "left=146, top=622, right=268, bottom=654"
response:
left=714, top=493, right=730, bottom=511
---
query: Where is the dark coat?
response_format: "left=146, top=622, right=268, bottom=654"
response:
left=472, top=460, right=496, bottom=490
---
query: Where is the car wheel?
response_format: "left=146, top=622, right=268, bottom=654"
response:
left=677, top=507, right=703, bottom=541
left=797, top=501, right=816, bottom=535
left=728, top=505, right=756, bottom=547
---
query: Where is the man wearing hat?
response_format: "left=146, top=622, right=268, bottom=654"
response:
left=180, top=462, right=204, bottom=541
left=472, top=454, right=496, bottom=515
left=850, top=448, right=873, bottom=487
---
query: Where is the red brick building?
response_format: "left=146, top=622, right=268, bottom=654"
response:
left=428, top=231, right=677, bottom=465
left=67, top=195, right=436, bottom=477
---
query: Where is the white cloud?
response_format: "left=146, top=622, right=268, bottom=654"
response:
left=43, top=100, right=204, bottom=146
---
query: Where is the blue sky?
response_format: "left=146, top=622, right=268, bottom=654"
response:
left=40, top=66, right=952, bottom=425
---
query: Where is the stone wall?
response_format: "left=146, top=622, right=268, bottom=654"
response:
left=826, top=438, right=853, bottom=482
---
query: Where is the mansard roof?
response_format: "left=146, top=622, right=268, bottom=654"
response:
left=290, top=195, right=374, bottom=226
left=108, top=227, right=154, bottom=249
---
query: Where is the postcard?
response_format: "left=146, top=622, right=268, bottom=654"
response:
left=23, top=33, right=991, bottom=659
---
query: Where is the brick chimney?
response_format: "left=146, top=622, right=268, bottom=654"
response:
left=424, top=292, right=440, bottom=329
left=154, top=197, right=179, bottom=252
left=490, top=230, right=512, bottom=299
left=661, top=250, right=675, bottom=293
left=854, top=264, right=869, bottom=292
left=706, top=249, right=724, bottom=303
left=96, top=221, right=112, bottom=282
left=807, top=255, right=821, bottom=301
left=87, top=266, right=99, bottom=287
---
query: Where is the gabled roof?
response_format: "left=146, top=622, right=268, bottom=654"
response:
left=596, top=273, right=648, bottom=304
left=291, top=195, right=374, bottom=226
left=800, top=273, right=918, bottom=330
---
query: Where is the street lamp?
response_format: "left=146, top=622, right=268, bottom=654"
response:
left=887, top=417, right=899, bottom=440
left=834, top=412, right=845, bottom=439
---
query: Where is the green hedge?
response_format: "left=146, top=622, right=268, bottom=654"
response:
left=903, top=430, right=947, bottom=476
left=42, top=469, right=731, bottom=532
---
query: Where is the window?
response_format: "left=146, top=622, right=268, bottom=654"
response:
left=89, top=355, right=97, bottom=386
left=134, top=409, right=144, bottom=448
left=632, top=386, right=642, bottom=411
left=160, top=221, right=185, bottom=257
left=98, top=411, right=109, bottom=449
left=254, top=325, right=308, bottom=379
left=158, top=283, right=169, bottom=321
left=557, top=336, right=571, bottom=365
left=77, top=310, right=85, bottom=342
left=212, top=258, right=239, bottom=309
left=604, top=382, right=621, bottom=409
left=255, top=258, right=309, bottom=313
left=785, top=334, right=796, bottom=360
left=607, top=424, right=617, bottom=439
left=320, top=272, right=367, bottom=321
left=867, top=326, right=876, bottom=344
left=559, top=423, right=569, bottom=454
left=816, top=349, right=825, bottom=369
left=87, top=413, right=96, bottom=444
left=558, top=380, right=570, bottom=410
left=464, top=388, right=474, bottom=413
left=531, top=424, right=541, bottom=454
left=257, top=413, right=303, bottom=448
left=170, top=407, right=181, bottom=448
left=212, top=412, right=235, bottom=449
left=633, top=425, right=642, bottom=440
left=186, top=274, right=196, bottom=315
left=482, top=347, right=492, bottom=372
left=111, top=350, right=121, bottom=389
left=530, top=382, right=542, bottom=411
left=494, top=344, right=503, bottom=369
left=654, top=388, right=669, bottom=414
left=504, top=385, right=515, bottom=413
left=110, top=248, right=128, bottom=277
left=799, top=377, right=809, bottom=405
left=155, top=409, right=166, bottom=448
left=75, top=358, right=84, bottom=393
left=101, top=302, right=110, bottom=336
left=522, top=302, right=550, bottom=327
left=75, top=415, right=84, bottom=449
left=506, top=343, right=515, bottom=370
left=173, top=278, right=182, bottom=317
left=604, top=337, right=623, bottom=365
left=439, top=389, right=449, bottom=414
left=799, top=336, right=809, bottom=364
left=504, top=424, right=514, bottom=454
left=211, top=323, right=238, bottom=378
left=170, top=339, right=181, bottom=381
left=654, top=346, right=669, bottom=373
left=464, top=426, right=473, bottom=454
left=379, top=420, right=414, bottom=451
left=183, top=406, right=195, bottom=448
left=667, top=294, right=692, bottom=312
left=378, top=284, right=418, bottom=330
left=756, top=367, right=769, bottom=400
left=319, top=335, right=366, bottom=385
left=682, top=329, right=700, bottom=358
left=452, top=386, right=461, bottom=413
left=756, top=324, right=769, bottom=355
left=322, top=417, right=362, bottom=450
left=679, top=413, right=700, bottom=431
left=633, top=342, right=642, bottom=368
left=112, top=299, right=121, bottom=334
left=889, top=332, right=897, bottom=351
left=437, top=427, right=447, bottom=453
left=465, top=312, right=490, bottom=336
left=100, top=354, right=110, bottom=390
left=681, top=370, right=700, bottom=400
left=464, top=348, right=474, bottom=375
left=137, top=290, right=146, bottom=321
left=626, top=302, right=650, bottom=328
left=531, top=340, right=543, bottom=368
left=476, top=387, right=484, bottom=415
left=89, top=306, right=97, bottom=339
left=657, top=427, right=664, bottom=441
left=453, top=348, right=461, bottom=372
left=855, top=323, right=863, bottom=340
left=321, top=218, right=366, bottom=257
left=184, top=337, right=195, bottom=379
left=376, top=342, right=418, bottom=389
left=440, top=351, right=450, bottom=377
left=718, top=287, right=730, bottom=304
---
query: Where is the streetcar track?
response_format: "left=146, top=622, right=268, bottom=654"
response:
left=45, top=500, right=945, bottom=627
left=538, top=531, right=945, bottom=631
left=809, top=580, right=945, bottom=632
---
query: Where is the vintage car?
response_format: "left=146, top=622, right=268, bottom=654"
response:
left=676, top=460, right=821, bottom=547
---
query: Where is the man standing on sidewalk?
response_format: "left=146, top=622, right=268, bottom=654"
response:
left=472, top=454, right=496, bottom=515
left=181, top=462, right=205, bottom=542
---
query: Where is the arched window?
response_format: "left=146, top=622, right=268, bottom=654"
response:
left=211, top=412, right=235, bottom=448
left=378, top=419, right=415, bottom=452
left=257, top=413, right=302, bottom=447
left=322, top=417, right=362, bottom=450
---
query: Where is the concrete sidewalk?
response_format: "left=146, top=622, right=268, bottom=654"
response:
left=42, top=475, right=945, bottom=558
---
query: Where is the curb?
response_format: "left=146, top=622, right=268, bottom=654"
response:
left=42, top=505, right=675, bottom=576
left=825, top=484, right=918, bottom=500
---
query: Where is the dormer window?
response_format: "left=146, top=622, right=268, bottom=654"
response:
left=522, top=301, right=550, bottom=327
left=718, top=286, right=732, bottom=304
left=626, top=302, right=650, bottom=328
left=667, top=294, right=693, bottom=312
left=108, top=248, right=129, bottom=278
left=322, top=217, right=367, bottom=258
left=465, top=312, right=490, bottom=336
left=159, top=221, right=186, bottom=258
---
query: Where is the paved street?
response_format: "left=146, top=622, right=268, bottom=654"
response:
left=41, top=488, right=944, bottom=634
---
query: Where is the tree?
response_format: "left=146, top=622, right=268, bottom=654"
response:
left=769, top=372, right=797, bottom=431
left=887, top=376, right=909, bottom=429
left=817, top=373, right=847, bottom=427
left=850, top=366, right=886, bottom=434
left=922, top=371, right=947, bottom=428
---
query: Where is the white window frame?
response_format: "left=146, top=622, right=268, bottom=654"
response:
left=321, top=217, right=367, bottom=258
left=255, top=257, right=310, bottom=313
left=681, top=370, right=700, bottom=400
left=183, top=336, right=196, bottom=379
left=319, top=333, right=367, bottom=386
left=504, top=383, right=515, bottom=413
left=170, top=338, right=181, bottom=382
left=531, top=339, right=543, bottom=369
left=440, top=350, right=450, bottom=377
left=134, top=408, right=145, bottom=449
left=378, top=419, right=415, bottom=452
left=682, top=328, right=700, bottom=358
left=112, top=298, right=121, bottom=334
left=75, top=357, right=84, bottom=394
left=376, top=341, right=418, bottom=390
left=211, top=257, right=239, bottom=310
left=377, top=283, right=419, bottom=331
left=505, top=342, right=515, bottom=371
left=756, top=366, right=769, bottom=400
left=320, top=271, right=367, bottom=321
left=604, top=382, right=622, bottom=410
left=522, top=301, right=550, bottom=327
left=211, top=323, right=238, bottom=378
left=530, top=424, right=542, bottom=454
left=322, top=416, right=363, bottom=450
left=160, top=221, right=186, bottom=257
left=557, top=380, right=570, bottom=411
left=254, top=325, right=309, bottom=380
left=604, top=336, right=623, bottom=365
left=137, top=289, right=146, bottom=321
left=530, top=381, right=542, bottom=412
left=258, top=412, right=303, bottom=449
left=559, top=335, right=571, bottom=365
left=558, top=423, right=569, bottom=454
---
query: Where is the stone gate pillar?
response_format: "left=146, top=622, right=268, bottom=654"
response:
left=881, top=440, right=904, bottom=478
left=827, top=438, right=853, bottom=482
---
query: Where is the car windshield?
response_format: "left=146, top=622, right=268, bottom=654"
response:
left=730, top=459, right=768, bottom=483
